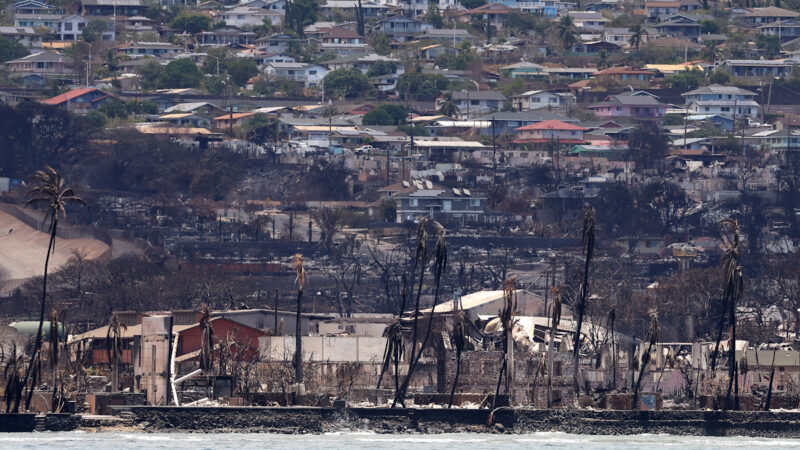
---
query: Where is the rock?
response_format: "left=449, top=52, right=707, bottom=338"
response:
left=494, top=423, right=505, bottom=433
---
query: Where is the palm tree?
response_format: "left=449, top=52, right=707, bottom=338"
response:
left=702, top=42, right=723, bottom=62
left=633, top=309, right=659, bottom=409
left=49, top=308, right=61, bottom=411
left=629, top=23, right=648, bottom=52
left=557, top=16, right=578, bottom=51
left=546, top=286, right=563, bottom=408
left=21, top=166, right=86, bottom=411
left=492, top=277, right=517, bottom=409
left=293, top=254, right=306, bottom=390
left=572, top=204, right=595, bottom=397
left=199, top=305, right=214, bottom=374
left=106, top=313, right=127, bottom=393
left=448, top=308, right=467, bottom=408
left=438, top=92, right=458, bottom=118
left=721, top=218, right=744, bottom=410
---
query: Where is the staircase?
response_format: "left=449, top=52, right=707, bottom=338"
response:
left=33, top=415, right=46, bottom=432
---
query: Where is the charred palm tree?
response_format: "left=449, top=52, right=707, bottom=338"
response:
left=294, top=254, right=306, bottom=388
left=107, top=313, right=127, bottom=393
left=49, top=309, right=61, bottom=411
left=394, top=220, right=448, bottom=408
left=377, top=318, right=405, bottom=394
left=573, top=204, right=595, bottom=397
left=448, top=309, right=467, bottom=408
left=4, top=342, right=24, bottom=413
left=21, top=167, right=86, bottom=412
left=720, top=218, right=744, bottom=410
left=547, top=286, right=563, bottom=408
left=633, top=309, right=660, bottom=409
left=199, top=305, right=214, bottom=374
left=492, top=277, right=517, bottom=409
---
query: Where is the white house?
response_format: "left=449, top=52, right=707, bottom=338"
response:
left=221, top=6, right=283, bottom=28
left=512, top=90, right=576, bottom=111
left=264, top=62, right=328, bottom=87
left=682, top=84, right=760, bottom=119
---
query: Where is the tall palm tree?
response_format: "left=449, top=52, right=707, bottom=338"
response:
left=492, top=277, right=517, bottom=409
left=721, top=218, right=744, bottom=410
left=629, top=23, right=647, bottom=52
left=633, top=309, right=659, bottom=409
left=557, top=16, right=578, bottom=51
left=438, top=92, right=458, bottom=118
left=293, top=254, right=306, bottom=389
left=106, top=313, right=127, bottom=393
left=547, top=286, right=563, bottom=408
left=572, top=204, right=595, bottom=397
left=21, top=166, right=86, bottom=411
left=199, top=305, right=214, bottom=374
left=448, top=308, right=467, bottom=408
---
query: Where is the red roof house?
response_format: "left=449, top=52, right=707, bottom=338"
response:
left=41, top=87, right=119, bottom=114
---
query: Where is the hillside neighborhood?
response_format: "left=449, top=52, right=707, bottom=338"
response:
left=3, top=0, right=800, bottom=424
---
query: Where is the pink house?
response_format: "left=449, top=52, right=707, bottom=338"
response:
left=588, top=93, right=666, bottom=122
left=513, top=120, right=588, bottom=147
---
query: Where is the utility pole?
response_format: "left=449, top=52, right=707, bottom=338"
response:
left=491, top=116, right=497, bottom=181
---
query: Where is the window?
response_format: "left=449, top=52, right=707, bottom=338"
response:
left=443, top=200, right=452, bottom=211
left=532, top=97, right=541, bottom=103
left=409, top=198, right=418, bottom=207
left=470, top=199, right=480, bottom=207
left=64, top=22, right=72, bottom=31
left=309, top=70, right=316, bottom=75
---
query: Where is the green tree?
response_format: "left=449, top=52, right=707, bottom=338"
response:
left=460, top=0, right=486, bottom=8
left=285, top=0, right=318, bottom=36
left=323, top=67, right=370, bottom=99
left=700, top=19, right=719, bottom=34
left=426, top=4, right=444, bottom=28
left=557, top=15, right=577, bottom=51
left=371, top=32, right=391, bottom=56
left=161, top=58, right=203, bottom=89
left=397, top=71, right=448, bottom=95
left=710, top=68, right=731, bottom=84
left=81, top=19, right=108, bottom=43
left=363, top=104, right=407, bottom=125
left=137, top=59, right=165, bottom=90
left=366, top=60, right=397, bottom=77
left=0, top=35, right=29, bottom=63
left=665, top=68, right=705, bottom=90
left=438, top=91, right=458, bottom=117
left=757, top=34, right=781, bottom=59
left=227, top=58, right=259, bottom=86
left=170, top=13, right=211, bottom=33
left=628, top=23, right=647, bottom=52
left=253, top=74, right=305, bottom=96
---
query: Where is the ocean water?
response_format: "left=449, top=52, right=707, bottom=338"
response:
left=1, top=432, right=800, bottom=450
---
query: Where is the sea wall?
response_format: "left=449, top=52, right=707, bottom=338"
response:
left=121, top=406, right=800, bottom=437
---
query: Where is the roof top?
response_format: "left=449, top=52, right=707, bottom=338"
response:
left=681, top=84, right=757, bottom=96
left=41, top=87, right=107, bottom=105
left=6, top=50, right=63, bottom=64
left=517, top=120, right=588, bottom=131
left=449, top=90, right=507, bottom=101
left=744, top=6, right=799, bottom=17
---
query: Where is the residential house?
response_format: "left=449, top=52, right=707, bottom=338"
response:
left=255, top=33, right=307, bottom=53
left=264, top=62, right=328, bottom=87
left=500, top=61, right=547, bottom=79
left=719, top=59, right=796, bottom=78
left=589, top=92, right=667, bottom=121
left=14, top=13, right=63, bottom=30
left=196, top=28, right=256, bottom=46
left=454, top=3, right=514, bottom=31
left=416, top=28, right=475, bottom=44
left=57, top=15, right=86, bottom=41
left=118, top=15, right=158, bottom=35
left=392, top=179, right=486, bottom=223
left=759, top=19, right=800, bottom=42
left=645, top=1, right=680, bottom=20
left=6, top=51, right=68, bottom=74
left=513, top=119, right=587, bottom=146
left=512, top=90, right=575, bottom=111
left=319, top=27, right=364, bottom=44
left=14, top=0, right=54, bottom=15
left=164, top=102, right=225, bottom=116
left=544, top=66, right=598, bottom=79
left=595, top=66, right=658, bottom=82
left=158, top=112, right=211, bottom=128
left=212, top=112, right=259, bottom=129
left=440, top=90, right=507, bottom=117
left=679, top=0, right=703, bottom=12
left=570, top=40, right=622, bottom=54
left=319, top=1, right=390, bottom=18
left=476, top=110, right=579, bottom=135
left=377, top=15, right=428, bottom=42
left=567, top=11, right=609, bottom=31
left=41, top=87, right=118, bottom=113
left=81, top=0, right=144, bottom=16
left=323, top=53, right=400, bottom=75
left=681, top=84, right=760, bottom=119
left=320, top=42, right=369, bottom=56
left=116, top=41, right=181, bottom=58
left=0, top=26, right=42, bottom=48
left=221, top=7, right=281, bottom=28
left=654, top=14, right=703, bottom=39
left=513, top=0, right=576, bottom=16
left=740, top=6, right=800, bottom=27
left=602, top=27, right=656, bottom=46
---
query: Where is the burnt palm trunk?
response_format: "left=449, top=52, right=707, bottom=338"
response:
left=20, top=217, right=57, bottom=412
